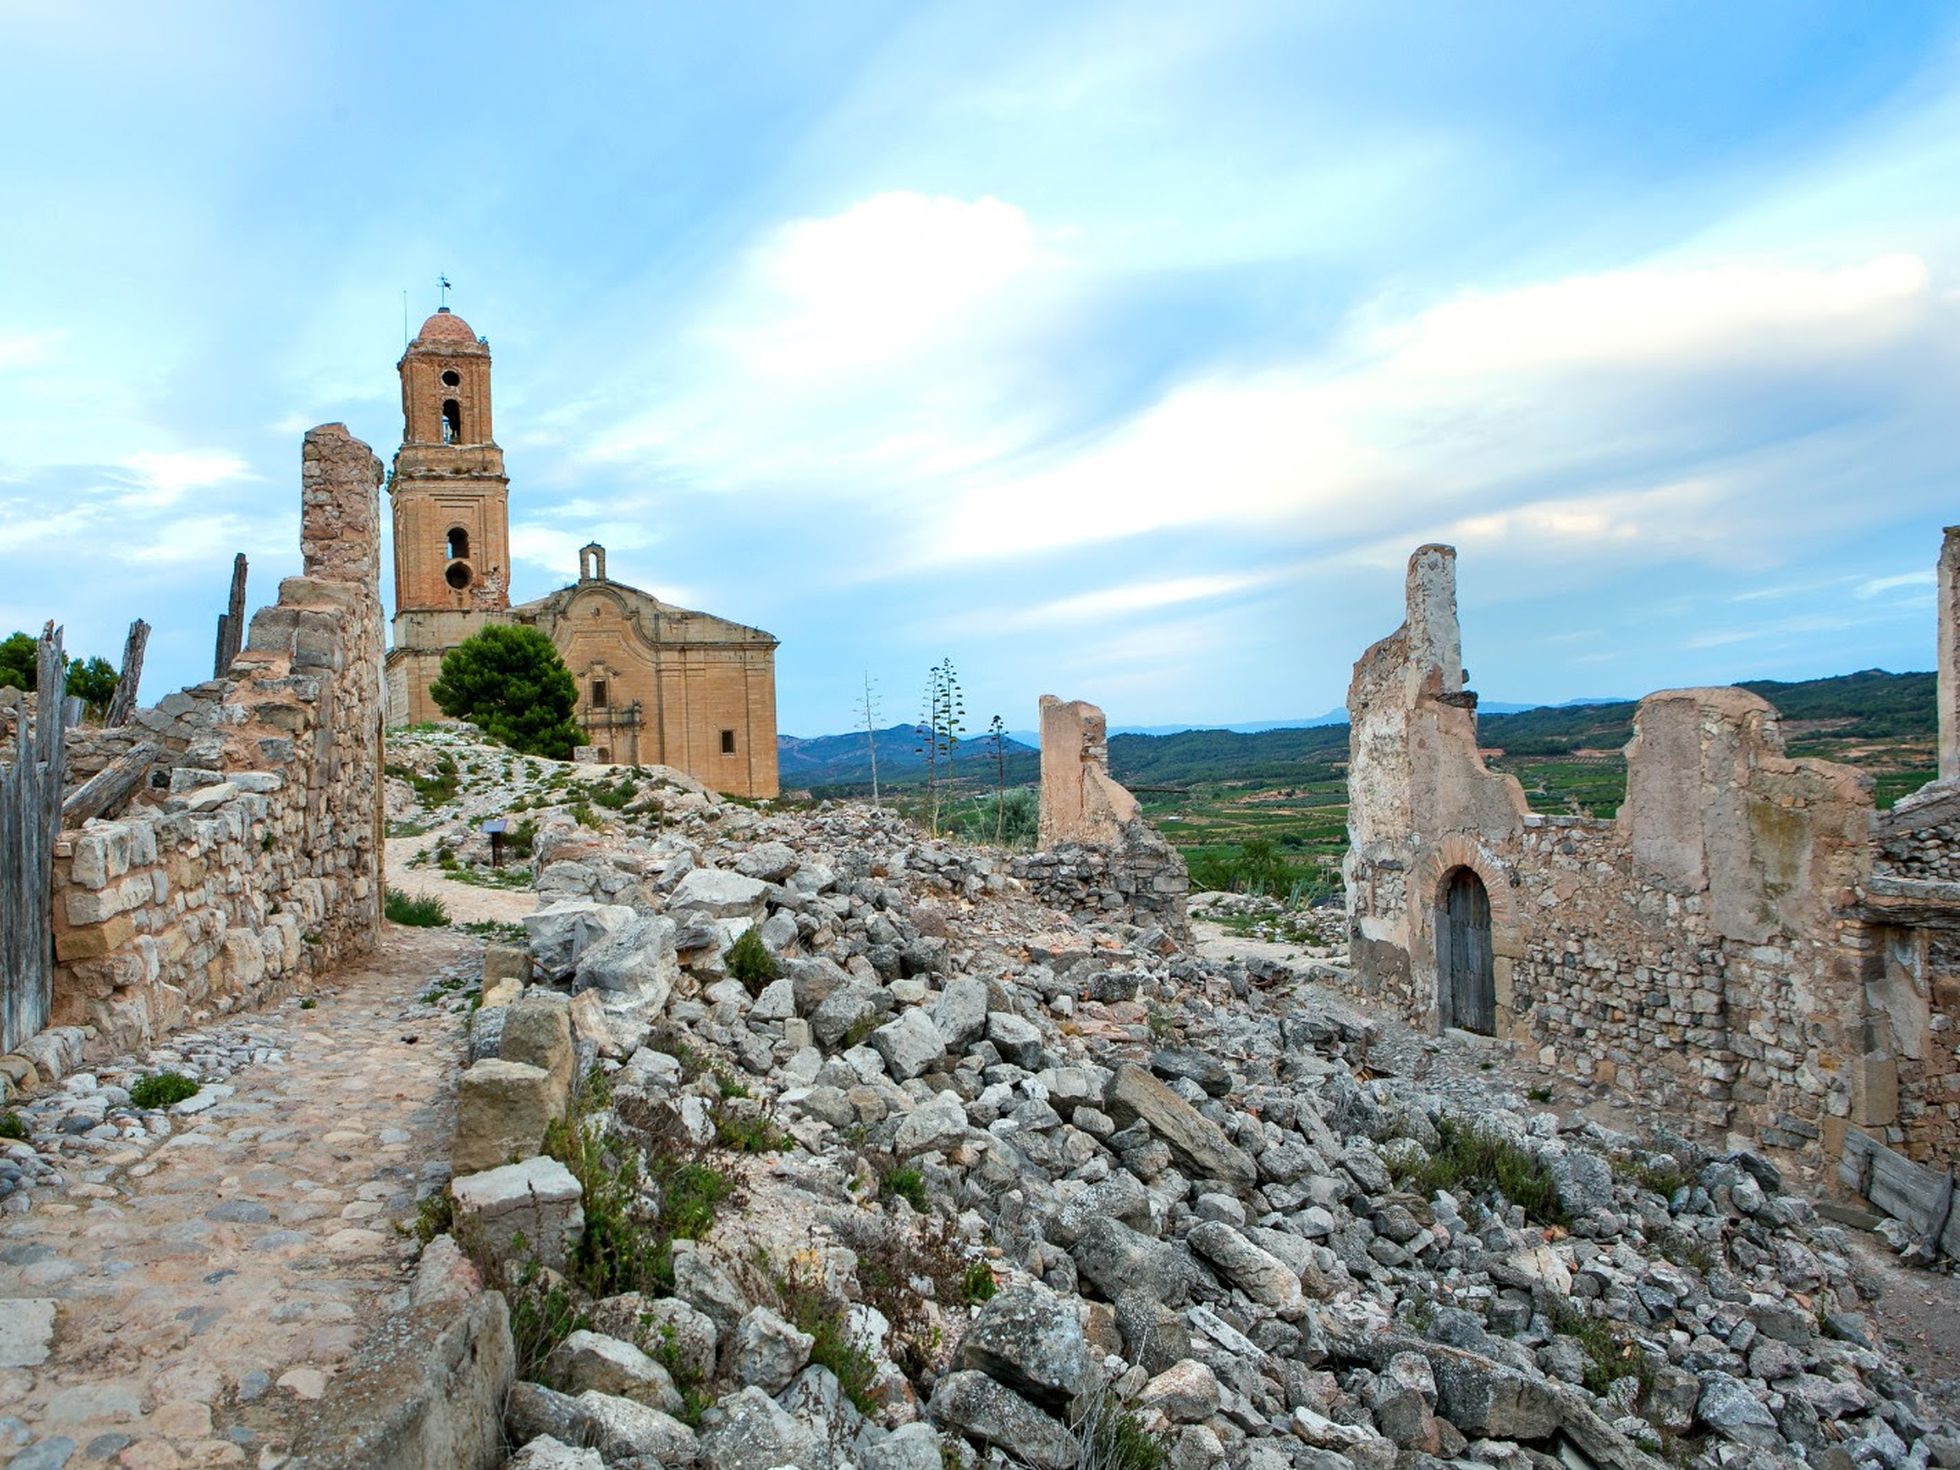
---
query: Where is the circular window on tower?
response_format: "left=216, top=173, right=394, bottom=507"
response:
left=445, top=561, right=472, bottom=590
left=441, top=369, right=461, bottom=388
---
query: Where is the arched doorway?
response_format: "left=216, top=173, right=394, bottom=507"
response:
left=1440, top=867, right=1494, bottom=1034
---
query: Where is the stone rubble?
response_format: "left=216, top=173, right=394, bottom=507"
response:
left=383, top=728, right=1960, bottom=1470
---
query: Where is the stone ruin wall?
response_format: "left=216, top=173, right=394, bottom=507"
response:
left=1340, top=543, right=1947, bottom=1173
left=1014, top=694, right=1190, bottom=938
left=36, top=425, right=385, bottom=1059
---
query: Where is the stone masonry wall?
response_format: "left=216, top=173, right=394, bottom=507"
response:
left=1012, top=833, right=1190, bottom=940
left=1342, top=544, right=1890, bottom=1174
left=43, top=425, right=385, bottom=1056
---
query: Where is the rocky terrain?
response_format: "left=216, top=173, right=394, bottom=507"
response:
left=10, top=726, right=1946, bottom=1469
left=364, top=727, right=1960, bottom=1470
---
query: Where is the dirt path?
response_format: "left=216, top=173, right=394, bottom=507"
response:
left=384, top=834, right=537, bottom=928
left=0, top=924, right=473, bottom=1469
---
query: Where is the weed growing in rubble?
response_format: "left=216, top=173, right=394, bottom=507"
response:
left=385, top=887, right=450, bottom=927
left=1387, top=1115, right=1567, bottom=1227
left=0, top=1112, right=25, bottom=1141
left=460, top=918, right=527, bottom=945
left=129, top=1071, right=200, bottom=1109
left=1070, top=1370, right=1169, bottom=1470
left=724, top=927, right=782, bottom=997
left=713, top=1107, right=793, bottom=1154
left=879, top=1166, right=928, bottom=1212
left=776, top=1253, right=880, bottom=1414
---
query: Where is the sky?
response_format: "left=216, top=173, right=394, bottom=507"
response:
left=3, top=2, right=1959, bottom=737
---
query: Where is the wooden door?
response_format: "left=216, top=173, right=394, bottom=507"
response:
left=1445, top=868, right=1494, bottom=1034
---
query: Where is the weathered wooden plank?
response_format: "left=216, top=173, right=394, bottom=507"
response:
left=1868, top=1148, right=1948, bottom=1227
left=0, top=624, right=66, bottom=1053
left=214, top=553, right=247, bottom=677
left=61, top=742, right=160, bottom=826
left=103, top=618, right=150, bottom=728
left=1840, top=1129, right=1877, bottom=1196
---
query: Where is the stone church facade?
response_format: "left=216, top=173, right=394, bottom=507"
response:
left=382, top=308, right=779, bottom=797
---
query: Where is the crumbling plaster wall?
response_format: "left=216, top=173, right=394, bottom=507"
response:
left=44, top=425, right=385, bottom=1056
left=1344, top=544, right=1884, bottom=1164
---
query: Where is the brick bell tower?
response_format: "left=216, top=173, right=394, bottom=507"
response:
left=384, top=305, right=513, bottom=723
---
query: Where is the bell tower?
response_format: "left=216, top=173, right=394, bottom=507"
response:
left=384, top=305, right=513, bottom=723
left=389, top=306, right=511, bottom=613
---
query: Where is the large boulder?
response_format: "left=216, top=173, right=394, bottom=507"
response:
left=1425, top=1345, right=1561, bottom=1441
left=696, top=1385, right=823, bottom=1470
left=931, top=977, right=990, bottom=1051
left=895, top=1092, right=970, bottom=1157
left=573, top=914, right=679, bottom=1013
left=735, top=841, right=798, bottom=883
left=556, top=1389, right=698, bottom=1466
left=1696, top=1372, right=1781, bottom=1450
left=452, top=1059, right=558, bottom=1175
left=1185, top=1221, right=1302, bottom=1311
left=670, top=868, right=772, bottom=919
left=523, top=901, right=636, bottom=974
left=542, top=1331, right=681, bottom=1413
left=1071, top=1216, right=1188, bottom=1306
left=869, top=1008, right=948, bottom=1082
left=729, top=1306, right=813, bottom=1394
left=958, top=1282, right=1089, bottom=1412
left=450, top=1156, right=584, bottom=1272
left=1102, top=1063, right=1255, bottom=1189
left=928, top=1370, right=1076, bottom=1470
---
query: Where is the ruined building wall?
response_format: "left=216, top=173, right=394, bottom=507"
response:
left=1018, top=695, right=1189, bottom=937
left=1343, top=545, right=1886, bottom=1167
left=43, top=425, right=385, bottom=1056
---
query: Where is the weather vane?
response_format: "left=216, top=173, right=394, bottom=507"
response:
left=439, top=273, right=452, bottom=309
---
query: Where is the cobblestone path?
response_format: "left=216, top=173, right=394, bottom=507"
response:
left=0, top=924, right=473, bottom=1470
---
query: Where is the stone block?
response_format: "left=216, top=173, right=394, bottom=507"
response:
left=450, top=1156, right=585, bottom=1271
left=0, top=1298, right=57, bottom=1368
left=453, top=1059, right=558, bottom=1174
left=484, top=945, right=532, bottom=984
left=500, top=995, right=575, bottom=1111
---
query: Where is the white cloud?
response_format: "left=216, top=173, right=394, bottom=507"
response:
left=1857, top=569, right=1935, bottom=598
left=118, top=449, right=256, bottom=507
left=916, top=250, right=1948, bottom=568
left=0, top=330, right=62, bottom=371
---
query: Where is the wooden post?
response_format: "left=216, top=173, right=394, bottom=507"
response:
left=61, top=742, right=160, bottom=826
left=0, top=624, right=69, bottom=1053
left=214, top=553, right=248, bottom=677
left=104, top=618, right=149, bottom=728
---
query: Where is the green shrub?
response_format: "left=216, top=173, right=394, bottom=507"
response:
left=714, top=1107, right=794, bottom=1155
left=724, top=927, right=782, bottom=998
left=129, top=1071, right=200, bottom=1109
left=429, top=624, right=585, bottom=759
left=962, top=1260, right=998, bottom=1303
left=386, top=887, right=450, bottom=927
left=0, top=1112, right=25, bottom=1141
left=1386, top=1114, right=1567, bottom=1227
left=409, top=1190, right=454, bottom=1243
left=880, top=1166, right=928, bottom=1212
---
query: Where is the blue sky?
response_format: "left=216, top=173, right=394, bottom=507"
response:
left=4, top=2, right=1959, bottom=736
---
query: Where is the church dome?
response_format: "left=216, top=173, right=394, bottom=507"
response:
left=415, top=307, right=477, bottom=344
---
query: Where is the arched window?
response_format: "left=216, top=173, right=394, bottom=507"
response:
left=441, top=399, right=462, bottom=443
left=447, top=526, right=469, bottom=561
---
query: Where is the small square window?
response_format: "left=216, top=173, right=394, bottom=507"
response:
left=720, top=729, right=736, bottom=755
left=592, top=680, right=608, bottom=709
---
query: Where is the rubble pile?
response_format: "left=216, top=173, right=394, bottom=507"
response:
left=392, top=731, right=1959, bottom=1470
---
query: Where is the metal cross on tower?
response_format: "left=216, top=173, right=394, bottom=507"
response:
left=439, top=274, right=452, bottom=308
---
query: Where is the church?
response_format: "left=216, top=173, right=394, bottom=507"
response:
left=382, top=306, right=781, bottom=798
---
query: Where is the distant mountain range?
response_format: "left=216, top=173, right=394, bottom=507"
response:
left=777, top=723, right=1038, bottom=786
left=779, top=671, right=1934, bottom=794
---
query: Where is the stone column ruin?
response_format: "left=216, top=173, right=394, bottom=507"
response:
left=1939, top=526, right=1960, bottom=784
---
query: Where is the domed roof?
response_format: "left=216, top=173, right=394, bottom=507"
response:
left=414, top=307, right=477, bottom=344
